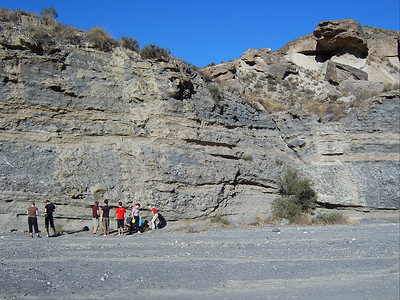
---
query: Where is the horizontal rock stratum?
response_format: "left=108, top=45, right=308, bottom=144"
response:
left=0, top=10, right=399, bottom=230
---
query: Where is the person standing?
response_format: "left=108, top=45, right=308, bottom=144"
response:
left=101, top=199, right=111, bottom=236
left=92, top=201, right=100, bottom=235
left=44, top=200, right=57, bottom=237
left=150, top=206, right=159, bottom=230
left=115, top=201, right=126, bottom=236
left=27, top=202, right=41, bottom=238
left=131, top=203, right=141, bottom=234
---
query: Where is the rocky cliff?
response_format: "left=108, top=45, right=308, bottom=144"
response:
left=0, top=10, right=399, bottom=230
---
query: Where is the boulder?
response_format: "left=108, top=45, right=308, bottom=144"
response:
left=314, top=19, right=369, bottom=57
left=241, top=48, right=298, bottom=79
left=326, top=61, right=368, bottom=84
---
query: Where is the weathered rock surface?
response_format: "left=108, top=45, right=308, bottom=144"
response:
left=314, top=19, right=369, bottom=58
left=326, top=61, right=368, bottom=84
left=0, top=12, right=399, bottom=231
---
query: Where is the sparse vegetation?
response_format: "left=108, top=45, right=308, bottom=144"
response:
left=210, top=216, right=230, bottom=226
left=121, top=36, right=140, bottom=52
left=259, top=97, right=286, bottom=112
left=40, top=7, right=58, bottom=20
left=272, top=168, right=317, bottom=223
left=25, top=9, right=82, bottom=50
left=85, top=26, right=117, bottom=51
left=255, top=216, right=270, bottom=224
left=312, top=212, right=349, bottom=225
left=303, top=100, right=329, bottom=117
left=207, top=83, right=223, bottom=101
left=140, top=44, right=171, bottom=59
left=0, top=7, right=36, bottom=22
left=383, top=82, right=400, bottom=92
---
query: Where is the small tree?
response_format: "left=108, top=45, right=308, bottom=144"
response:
left=272, top=168, right=317, bottom=222
left=40, top=7, right=58, bottom=19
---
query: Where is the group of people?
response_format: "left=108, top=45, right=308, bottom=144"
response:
left=27, top=199, right=165, bottom=238
left=26, top=200, right=57, bottom=238
left=91, top=200, right=164, bottom=236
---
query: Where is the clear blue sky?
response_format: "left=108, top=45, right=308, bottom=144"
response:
left=2, top=0, right=399, bottom=67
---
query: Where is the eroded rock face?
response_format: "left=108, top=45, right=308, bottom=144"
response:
left=0, top=12, right=399, bottom=231
left=314, top=19, right=369, bottom=58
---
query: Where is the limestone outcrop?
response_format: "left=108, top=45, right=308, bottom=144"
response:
left=314, top=19, right=369, bottom=58
left=0, top=11, right=399, bottom=231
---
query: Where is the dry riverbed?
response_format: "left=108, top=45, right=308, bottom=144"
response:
left=0, top=216, right=399, bottom=300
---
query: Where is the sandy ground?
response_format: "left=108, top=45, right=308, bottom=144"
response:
left=0, top=213, right=399, bottom=300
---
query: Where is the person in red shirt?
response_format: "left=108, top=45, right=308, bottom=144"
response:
left=150, top=207, right=159, bottom=230
left=115, top=201, right=126, bottom=236
left=92, top=201, right=100, bottom=234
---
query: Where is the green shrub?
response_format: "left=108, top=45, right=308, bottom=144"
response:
left=140, top=44, right=170, bottom=59
left=272, top=196, right=303, bottom=221
left=121, top=36, right=140, bottom=52
left=277, top=168, right=317, bottom=212
left=272, top=168, right=317, bottom=222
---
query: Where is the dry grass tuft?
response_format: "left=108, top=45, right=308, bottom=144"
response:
left=210, top=216, right=230, bottom=226
left=312, top=213, right=350, bottom=225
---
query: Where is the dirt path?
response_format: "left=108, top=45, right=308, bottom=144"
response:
left=0, top=220, right=399, bottom=299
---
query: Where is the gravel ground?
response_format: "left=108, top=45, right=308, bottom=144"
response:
left=0, top=219, right=399, bottom=300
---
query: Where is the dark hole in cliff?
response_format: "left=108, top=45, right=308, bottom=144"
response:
left=315, top=52, right=333, bottom=62
left=245, top=61, right=256, bottom=66
left=173, top=80, right=196, bottom=100
left=49, top=85, right=64, bottom=93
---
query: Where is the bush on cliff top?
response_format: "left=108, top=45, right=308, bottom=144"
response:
left=85, top=26, right=118, bottom=51
left=121, top=36, right=140, bottom=52
left=140, top=44, right=171, bottom=59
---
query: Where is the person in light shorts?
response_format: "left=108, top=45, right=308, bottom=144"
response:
left=150, top=207, right=159, bottom=230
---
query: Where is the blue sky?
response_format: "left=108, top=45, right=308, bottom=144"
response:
left=2, top=0, right=399, bottom=67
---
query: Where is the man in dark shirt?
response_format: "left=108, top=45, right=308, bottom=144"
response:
left=45, top=200, right=57, bottom=237
left=101, top=199, right=111, bottom=236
